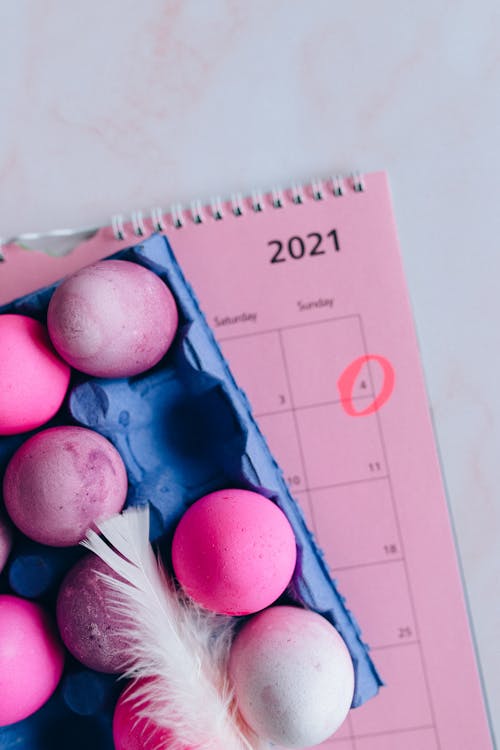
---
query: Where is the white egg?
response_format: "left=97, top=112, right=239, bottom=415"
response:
left=229, top=606, right=354, bottom=749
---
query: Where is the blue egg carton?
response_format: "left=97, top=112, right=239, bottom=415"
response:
left=0, top=234, right=382, bottom=749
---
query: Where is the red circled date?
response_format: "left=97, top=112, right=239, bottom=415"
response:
left=337, top=355, right=395, bottom=416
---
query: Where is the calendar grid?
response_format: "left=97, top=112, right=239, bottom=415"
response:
left=357, top=316, right=442, bottom=750
left=276, top=328, right=317, bottom=536
left=354, top=723, right=436, bottom=739
left=249, top=391, right=378, bottom=418
left=292, top=476, right=390, bottom=493
left=220, top=313, right=442, bottom=749
left=319, top=558, right=405, bottom=574
left=219, top=313, right=364, bottom=342
left=371, top=640, right=420, bottom=651
left=275, top=326, right=359, bottom=747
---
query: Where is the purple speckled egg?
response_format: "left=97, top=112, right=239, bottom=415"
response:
left=57, top=554, right=128, bottom=673
left=3, top=426, right=128, bottom=547
left=0, top=513, right=12, bottom=574
left=47, top=260, right=178, bottom=377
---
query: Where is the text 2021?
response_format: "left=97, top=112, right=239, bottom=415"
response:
left=268, top=230, right=340, bottom=264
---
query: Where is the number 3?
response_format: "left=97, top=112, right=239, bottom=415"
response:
left=338, top=355, right=395, bottom=416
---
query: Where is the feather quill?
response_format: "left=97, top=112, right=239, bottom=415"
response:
left=82, top=506, right=261, bottom=750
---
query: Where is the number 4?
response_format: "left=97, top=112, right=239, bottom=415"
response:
left=338, top=355, right=395, bottom=416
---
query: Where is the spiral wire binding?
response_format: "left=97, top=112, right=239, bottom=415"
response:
left=231, top=193, right=244, bottom=217
left=352, top=171, right=365, bottom=193
left=271, top=187, right=284, bottom=209
left=311, top=178, right=324, bottom=201
left=131, top=211, right=146, bottom=237
left=291, top=183, right=304, bottom=205
left=170, top=203, right=184, bottom=229
left=210, top=196, right=224, bottom=221
left=111, top=214, right=126, bottom=241
left=189, top=200, right=202, bottom=225
left=251, top=190, right=264, bottom=213
left=331, top=175, right=344, bottom=197
left=0, top=174, right=365, bottom=255
left=151, top=207, right=165, bottom=232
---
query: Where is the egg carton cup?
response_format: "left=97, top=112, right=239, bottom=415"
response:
left=0, top=234, right=382, bottom=749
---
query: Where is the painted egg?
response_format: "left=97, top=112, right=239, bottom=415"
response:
left=0, top=314, right=70, bottom=435
left=3, top=426, right=127, bottom=546
left=172, top=489, right=297, bottom=615
left=47, top=260, right=178, bottom=377
left=0, top=595, right=65, bottom=726
left=57, top=554, right=128, bottom=673
left=229, top=606, right=355, bottom=748
left=113, top=680, right=184, bottom=750
left=0, top=513, right=12, bottom=574
left=0, top=514, right=12, bottom=573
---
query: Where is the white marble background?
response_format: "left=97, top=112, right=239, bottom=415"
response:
left=1, top=0, right=499, bottom=742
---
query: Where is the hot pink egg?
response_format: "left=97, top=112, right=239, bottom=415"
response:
left=113, top=680, right=189, bottom=750
left=0, top=314, right=70, bottom=435
left=172, top=489, right=297, bottom=615
left=47, top=260, right=178, bottom=377
left=3, top=426, right=128, bottom=546
left=229, top=606, right=355, bottom=748
left=0, top=595, right=65, bottom=726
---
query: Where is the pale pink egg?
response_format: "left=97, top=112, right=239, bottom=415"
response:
left=0, top=314, right=70, bottom=435
left=0, top=595, right=65, bottom=726
left=229, top=606, right=355, bottom=748
left=47, top=260, right=178, bottom=377
left=172, top=489, right=297, bottom=615
left=3, top=426, right=128, bottom=546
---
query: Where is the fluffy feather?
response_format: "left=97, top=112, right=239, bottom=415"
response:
left=82, top=506, right=261, bottom=750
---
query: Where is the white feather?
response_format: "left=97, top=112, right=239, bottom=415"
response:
left=82, top=506, right=263, bottom=750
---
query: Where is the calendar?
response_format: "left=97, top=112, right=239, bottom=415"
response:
left=220, top=318, right=433, bottom=749
left=0, top=171, right=493, bottom=748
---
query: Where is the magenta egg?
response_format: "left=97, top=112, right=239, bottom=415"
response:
left=47, top=260, right=178, bottom=377
left=172, top=489, right=297, bottom=615
left=0, top=314, right=70, bottom=435
left=3, top=426, right=128, bottom=547
left=113, top=681, right=181, bottom=750
left=0, top=595, right=64, bottom=726
left=0, top=513, right=12, bottom=573
left=57, top=554, right=128, bottom=673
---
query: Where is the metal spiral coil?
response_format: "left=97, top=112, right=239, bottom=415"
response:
left=109, top=173, right=365, bottom=239
left=0, top=174, right=366, bottom=255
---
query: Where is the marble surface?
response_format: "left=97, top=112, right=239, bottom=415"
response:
left=1, top=0, right=499, bottom=742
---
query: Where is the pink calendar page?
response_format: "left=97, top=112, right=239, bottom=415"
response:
left=0, top=172, right=493, bottom=749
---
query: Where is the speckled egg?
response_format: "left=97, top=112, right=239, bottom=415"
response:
left=229, top=606, right=355, bottom=748
left=47, top=260, right=178, bottom=377
left=0, top=595, right=65, bottom=726
left=3, top=426, right=128, bottom=546
left=0, top=314, right=70, bottom=435
left=113, top=680, right=182, bottom=750
left=172, top=489, right=297, bottom=616
left=0, top=513, right=12, bottom=574
left=57, top=554, right=128, bottom=674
